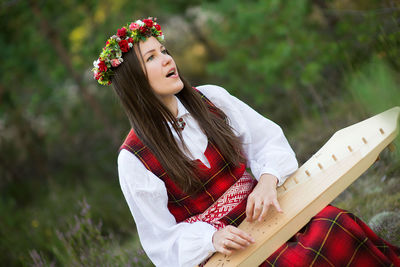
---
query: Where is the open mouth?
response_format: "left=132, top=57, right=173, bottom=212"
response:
left=166, top=68, right=177, bottom=78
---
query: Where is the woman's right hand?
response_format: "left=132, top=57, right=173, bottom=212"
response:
left=212, top=225, right=255, bottom=255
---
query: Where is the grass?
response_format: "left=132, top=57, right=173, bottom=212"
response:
left=28, top=198, right=153, bottom=267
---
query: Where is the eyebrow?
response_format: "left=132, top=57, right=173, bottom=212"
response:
left=143, top=45, right=165, bottom=57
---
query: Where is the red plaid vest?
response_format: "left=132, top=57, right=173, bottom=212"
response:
left=120, top=90, right=253, bottom=227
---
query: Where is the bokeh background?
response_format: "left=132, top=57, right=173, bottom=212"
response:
left=1, top=0, right=400, bottom=266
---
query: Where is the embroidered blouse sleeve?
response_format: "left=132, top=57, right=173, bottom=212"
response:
left=118, top=149, right=217, bottom=267
left=197, top=85, right=298, bottom=186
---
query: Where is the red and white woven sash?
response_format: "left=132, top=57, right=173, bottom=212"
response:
left=184, top=171, right=255, bottom=230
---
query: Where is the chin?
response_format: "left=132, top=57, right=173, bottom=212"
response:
left=174, top=79, right=184, bottom=93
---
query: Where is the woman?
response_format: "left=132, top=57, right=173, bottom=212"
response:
left=93, top=18, right=400, bottom=266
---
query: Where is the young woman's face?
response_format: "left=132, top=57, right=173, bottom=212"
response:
left=138, top=37, right=184, bottom=103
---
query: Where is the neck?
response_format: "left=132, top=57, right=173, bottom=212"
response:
left=161, top=95, right=178, bottom=117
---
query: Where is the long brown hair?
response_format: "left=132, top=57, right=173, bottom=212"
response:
left=112, top=42, right=245, bottom=194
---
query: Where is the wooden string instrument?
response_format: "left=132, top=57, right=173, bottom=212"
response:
left=204, top=106, right=400, bottom=267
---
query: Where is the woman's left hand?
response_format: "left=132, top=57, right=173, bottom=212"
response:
left=246, top=173, right=283, bottom=222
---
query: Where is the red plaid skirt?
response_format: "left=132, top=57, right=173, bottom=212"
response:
left=261, top=205, right=400, bottom=267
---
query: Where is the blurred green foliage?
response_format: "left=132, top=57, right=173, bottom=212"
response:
left=0, top=0, right=399, bottom=265
left=347, top=56, right=400, bottom=155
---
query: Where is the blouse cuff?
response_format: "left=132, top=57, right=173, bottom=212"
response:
left=181, top=222, right=217, bottom=266
left=203, top=223, right=217, bottom=254
left=199, top=223, right=217, bottom=265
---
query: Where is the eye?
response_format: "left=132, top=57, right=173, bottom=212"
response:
left=146, top=55, right=154, bottom=62
left=161, top=49, right=167, bottom=54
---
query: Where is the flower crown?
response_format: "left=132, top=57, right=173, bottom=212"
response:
left=92, top=17, right=164, bottom=86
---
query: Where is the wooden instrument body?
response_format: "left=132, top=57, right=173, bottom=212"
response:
left=204, top=106, right=400, bottom=267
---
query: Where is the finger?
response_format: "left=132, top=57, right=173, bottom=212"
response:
left=258, top=202, right=271, bottom=222
left=219, top=247, right=233, bottom=256
left=272, top=198, right=283, bottom=213
left=226, top=233, right=251, bottom=247
left=224, top=239, right=246, bottom=250
left=252, top=200, right=263, bottom=221
left=229, top=227, right=255, bottom=243
left=246, top=196, right=255, bottom=222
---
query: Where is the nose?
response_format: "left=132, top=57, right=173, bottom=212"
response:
left=162, top=53, right=173, bottom=66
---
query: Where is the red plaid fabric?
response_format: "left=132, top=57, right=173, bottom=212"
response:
left=261, top=205, right=400, bottom=266
left=120, top=90, right=249, bottom=225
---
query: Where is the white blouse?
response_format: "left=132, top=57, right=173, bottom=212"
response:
left=117, top=84, right=298, bottom=267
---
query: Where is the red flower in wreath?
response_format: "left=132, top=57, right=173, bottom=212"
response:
left=118, top=39, right=129, bottom=52
left=143, top=19, right=153, bottom=28
left=117, top=27, right=127, bottom=38
left=94, top=71, right=102, bottom=80
left=98, top=60, right=107, bottom=72
left=127, top=37, right=134, bottom=43
left=154, top=24, right=161, bottom=31
left=139, top=26, right=148, bottom=35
